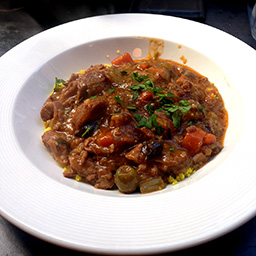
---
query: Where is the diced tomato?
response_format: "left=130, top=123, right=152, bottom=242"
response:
left=137, top=62, right=150, bottom=70
left=97, top=131, right=114, bottom=147
left=181, top=126, right=206, bottom=155
left=203, top=133, right=216, bottom=145
left=138, top=91, right=154, bottom=102
left=111, top=52, right=134, bottom=66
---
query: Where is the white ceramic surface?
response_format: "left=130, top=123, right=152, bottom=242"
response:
left=0, top=14, right=256, bottom=255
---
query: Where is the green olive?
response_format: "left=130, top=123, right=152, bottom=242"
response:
left=114, top=165, right=139, bottom=193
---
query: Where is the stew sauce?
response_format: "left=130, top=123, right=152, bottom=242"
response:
left=40, top=52, right=228, bottom=194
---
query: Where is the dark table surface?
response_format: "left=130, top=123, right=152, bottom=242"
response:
left=1, top=0, right=256, bottom=255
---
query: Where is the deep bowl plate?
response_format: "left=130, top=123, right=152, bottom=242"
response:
left=0, top=14, right=256, bottom=255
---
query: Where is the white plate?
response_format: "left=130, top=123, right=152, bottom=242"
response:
left=1, top=14, right=256, bottom=255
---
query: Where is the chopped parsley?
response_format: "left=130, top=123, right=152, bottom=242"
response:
left=198, top=105, right=206, bottom=111
left=133, top=113, right=159, bottom=131
left=127, top=71, right=193, bottom=129
left=188, top=119, right=197, bottom=126
left=81, top=126, right=92, bottom=138
left=127, top=106, right=137, bottom=110
left=120, top=70, right=128, bottom=75
left=172, top=111, right=182, bottom=128
left=169, top=147, right=175, bottom=152
left=109, top=87, right=115, bottom=93
left=53, top=77, right=65, bottom=92
left=89, top=95, right=98, bottom=99
left=131, top=91, right=139, bottom=101
left=129, top=78, right=162, bottom=94
left=113, top=95, right=123, bottom=105
left=81, top=124, right=98, bottom=138
left=131, top=72, right=148, bottom=82
left=145, top=104, right=154, bottom=115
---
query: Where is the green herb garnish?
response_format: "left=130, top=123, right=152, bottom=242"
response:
left=53, top=77, right=65, bottom=92
left=198, top=105, right=206, bottom=111
left=131, top=91, right=139, bottom=101
left=109, top=87, right=115, bottom=93
left=179, top=100, right=191, bottom=106
left=120, top=70, right=128, bottom=75
left=89, top=95, right=98, bottom=99
left=188, top=120, right=197, bottom=126
left=172, top=111, right=182, bottom=128
left=131, top=72, right=148, bottom=82
left=114, top=96, right=123, bottom=105
left=81, top=126, right=92, bottom=138
left=127, top=106, right=137, bottom=110
left=145, top=104, right=154, bottom=115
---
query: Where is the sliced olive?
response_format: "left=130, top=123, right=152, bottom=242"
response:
left=142, top=139, right=163, bottom=158
left=114, top=165, right=139, bottom=193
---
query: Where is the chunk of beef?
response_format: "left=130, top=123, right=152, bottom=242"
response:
left=125, top=144, right=145, bottom=164
left=154, top=142, right=191, bottom=175
left=59, top=81, right=78, bottom=107
left=72, top=97, right=108, bottom=134
left=111, top=125, right=142, bottom=152
left=42, top=130, right=70, bottom=165
left=77, top=64, right=109, bottom=100
left=125, top=139, right=163, bottom=164
left=40, top=101, right=64, bottom=122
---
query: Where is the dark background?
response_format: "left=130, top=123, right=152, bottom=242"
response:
left=1, top=0, right=256, bottom=255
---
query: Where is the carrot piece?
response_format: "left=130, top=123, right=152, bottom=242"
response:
left=97, top=131, right=114, bottom=147
left=111, top=52, right=134, bottom=66
left=181, top=126, right=206, bottom=155
left=204, top=133, right=216, bottom=145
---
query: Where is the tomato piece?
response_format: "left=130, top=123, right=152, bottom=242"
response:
left=204, top=133, right=216, bottom=145
left=137, top=62, right=150, bottom=70
left=97, top=131, right=114, bottom=147
left=111, top=52, right=134, bottom=66
left=138, top=91, right=154, bottom=102
left=181, top=126, right=206, bottom=155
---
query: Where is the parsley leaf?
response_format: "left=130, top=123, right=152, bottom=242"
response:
left=53, top=77, right=65, bottom=92
left=134, top=115, right=148, bottom=128
left=127, top=106, right=137, bottom=110
left=109, top=87, right=115, bottom=93
left=179, top=100, right=190, bottom=106
left=120, top=70, right=128, bottom=75
left=188, top=120, right=197, bottom=126
left=150, top=113, right=158, bottom=128
left=167, top=91, right=178, bottom=98
left=113, top=96, right=123, bottom=105
left=131, top=91, right=139, bottom=101
left=132, top=72, right=148, bottom=82
left=133, top=113, right=160, bottom=131
left=172, top=111, right=182, bottom=128
left=81, top=126, right=92, bottom=138
left=198, top=105, right=206, bottom=111
left=129, top=84, right=146, bottom=91
left=145, top=104, right=154, bottom=115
